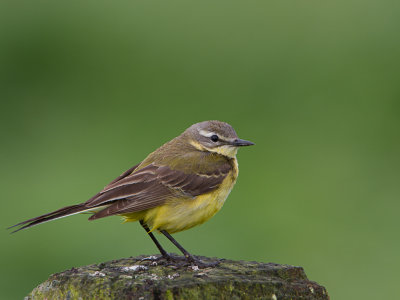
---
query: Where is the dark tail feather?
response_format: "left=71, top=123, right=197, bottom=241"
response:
left=8, top=204, right=88, bottom=233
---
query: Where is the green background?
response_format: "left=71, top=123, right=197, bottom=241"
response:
left=1, top=1, right=399, bottom=299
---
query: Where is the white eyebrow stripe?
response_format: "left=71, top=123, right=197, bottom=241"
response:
left=199, top=130, right=215, bottom=137
left=199, top=130, right=236, bottom=142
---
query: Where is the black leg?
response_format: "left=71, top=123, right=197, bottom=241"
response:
left=140, top=224, right=219, bottom=268
left=140, top=221, right=171, bottom=260
left=160, top=230, right=220, bottom=267
left=160, top=230, right=219, bottom=268
left=160, top=230, right=196, bottom=262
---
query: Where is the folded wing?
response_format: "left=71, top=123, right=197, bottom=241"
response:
left=88, top=163, right=231, bottom=220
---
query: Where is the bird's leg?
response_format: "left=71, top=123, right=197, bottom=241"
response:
left=160, top=230, right=219, bottom=267
left=139, top=221, right=171, bottom=261
left=160, top=230, right=193, bottom=261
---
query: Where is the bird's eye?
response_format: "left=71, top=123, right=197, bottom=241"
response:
left=210, top=135, right=219, bottom=142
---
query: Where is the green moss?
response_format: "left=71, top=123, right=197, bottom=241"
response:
left=27, top=255, right=329, bottom=300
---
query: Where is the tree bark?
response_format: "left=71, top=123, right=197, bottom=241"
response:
left=26, top=254, right=329, bottom=299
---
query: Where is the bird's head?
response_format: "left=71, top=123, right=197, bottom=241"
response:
left=184, top=120, right=254, bottom=158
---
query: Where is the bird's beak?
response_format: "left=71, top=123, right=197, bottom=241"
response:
left=231, top=138, right=255, bottom=147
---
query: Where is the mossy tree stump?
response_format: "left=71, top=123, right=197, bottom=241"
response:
left=26, top=254, right=329, bottom=299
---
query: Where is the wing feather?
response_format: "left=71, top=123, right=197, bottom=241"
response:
left=88, top=161, right=232, bottom=220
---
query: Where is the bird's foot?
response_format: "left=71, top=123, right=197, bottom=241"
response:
left=186, top=255, right=220, bottom=268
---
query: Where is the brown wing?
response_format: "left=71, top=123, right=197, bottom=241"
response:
left=88, top=162, right=232, bottom=220
left=105, top=163, right=140, bottom=187
left=82, top=163, right=140, bottom=207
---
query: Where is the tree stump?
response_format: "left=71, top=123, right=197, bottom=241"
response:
left=26, top=254, right=329, bottom=299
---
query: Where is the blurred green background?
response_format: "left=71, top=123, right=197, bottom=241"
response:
left=1, top=1, right=399, bottom=299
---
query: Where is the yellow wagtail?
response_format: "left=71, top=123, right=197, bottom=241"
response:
left=10, top=120, right=254, bottom=266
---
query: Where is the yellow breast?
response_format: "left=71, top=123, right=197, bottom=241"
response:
left=123, top=158, right=239, bottom=234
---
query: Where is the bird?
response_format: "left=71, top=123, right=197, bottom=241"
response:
left=10, top=120, right=254, bottom=266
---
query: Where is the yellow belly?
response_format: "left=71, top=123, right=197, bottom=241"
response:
left=122, top=170, right=237, bottom=234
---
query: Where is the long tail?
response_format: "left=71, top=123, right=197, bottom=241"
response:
left=8, top=204, right=95, bottom=233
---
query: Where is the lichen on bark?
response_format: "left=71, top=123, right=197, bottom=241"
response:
left=26, top=254, right=329, bottom=300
